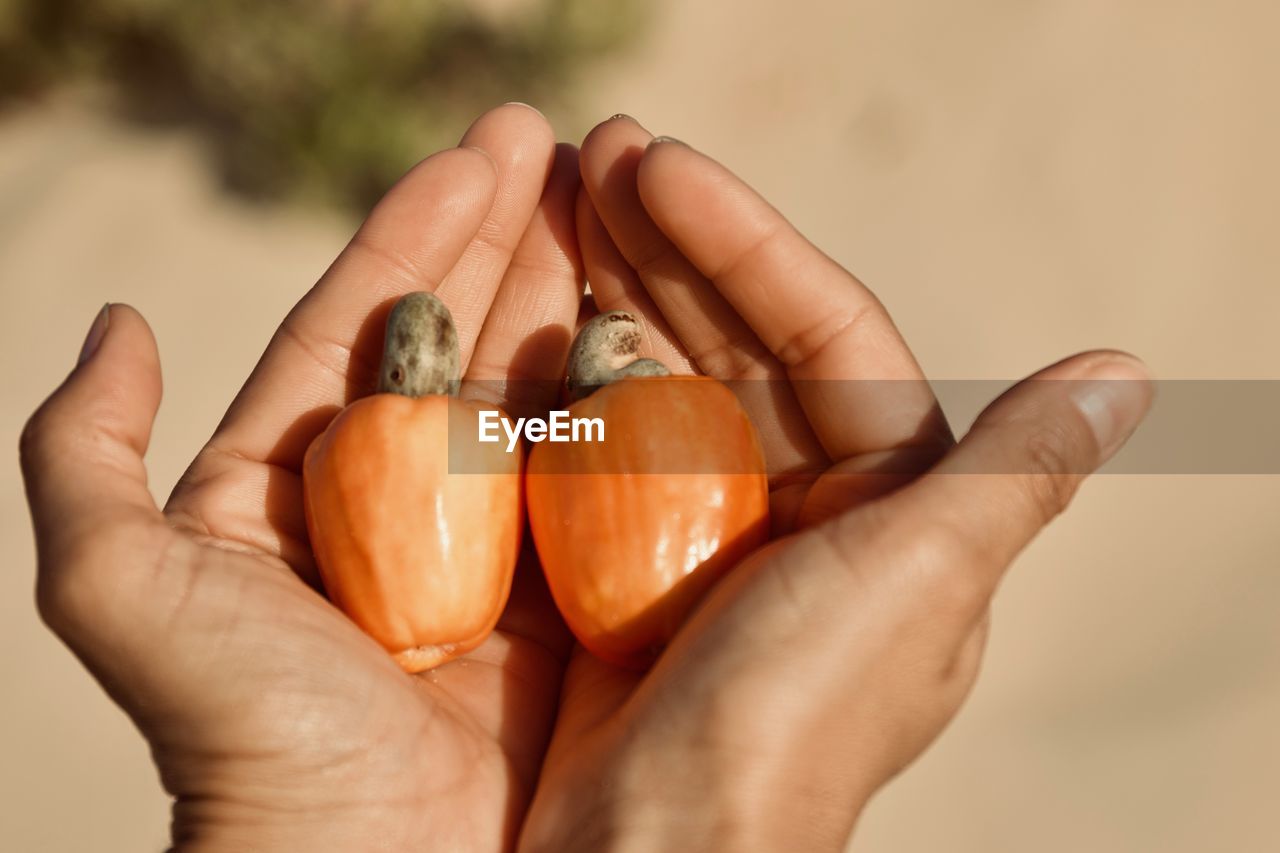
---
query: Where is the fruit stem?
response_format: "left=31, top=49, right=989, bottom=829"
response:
left=378, top=292, right=460, bottom=398
left=566, top=311, right=670, bottom=401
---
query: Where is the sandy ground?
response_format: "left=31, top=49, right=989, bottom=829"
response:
left=3, top=2, right=1279, bottom=850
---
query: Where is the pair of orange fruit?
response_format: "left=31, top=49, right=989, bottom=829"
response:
left=303, top=292, right=768, bottom=672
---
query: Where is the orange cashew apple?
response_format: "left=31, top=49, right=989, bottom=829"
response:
left=526, top=312, right=769, bottom=669
left=303, top=292, right=522, bottom=673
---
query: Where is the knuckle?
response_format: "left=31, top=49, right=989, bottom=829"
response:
left=915, top=528, right=990, bottom=618
left=710, top=222, right=780, bottom=281
left=626, top=236, right=676, bottom=279
left=35, top=551, right=97, bottom=636
left=869, top=510, right=991, bottom=622
left=940, top=620, right=990, bottom=686
left=35, top=566, right=79, bottom=635
left=774, top=300, right=882, bottom=371
left=1018, top=424, right=1084, bottom=523
left=36, top=515, right=165, bottom=634
left=688, top=334, right=777, bottom=381
left=18, top=404, right=61, bottom=473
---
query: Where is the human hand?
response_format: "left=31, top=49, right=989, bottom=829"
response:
left=516, top=117, right=1154, bottom=852
left=21, top=104, right=582, bottom=852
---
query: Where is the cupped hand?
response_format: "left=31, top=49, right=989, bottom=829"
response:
left=516, top=117, right=1154, bottom=852
left=21, top=104, right=582, bottom=852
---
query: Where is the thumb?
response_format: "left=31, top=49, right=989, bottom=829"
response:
left=867, top=350, right=1154, bottom=627
left=20, top=303, right=168, bottom=638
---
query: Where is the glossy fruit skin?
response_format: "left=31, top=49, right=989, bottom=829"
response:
left=527, top=376, right=769, bottom=669
left=303, top=393, right=522, bottom=672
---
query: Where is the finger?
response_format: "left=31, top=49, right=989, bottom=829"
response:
left=637, top=138, right=951, bottom=462
left=580, top=118, right=827, bottom=478
left=164, top=148, right=497, bottom=568
left=575, top=290, right=599, bottom=333
left=437, top=102, right=557, bottom=370
left=579, top=116, right=776, bottom=381
left=707, top=351, right=1150, bottom=648
left=197, top=104, right=554, bottom=470
left=20, top=304, right=175, bottom=644
left=794, top=444, right=945, bottom=529
left=461, top=146, right=588, bottom=676
left=575, top=185, right=692, bottom=372
left=458, top=146, right=585, bottom=691
left=461, top=143, right=584, bottom=419
left=857, top=351, right=1153, bottom=627
left=193, top=146, right=497, bottom=471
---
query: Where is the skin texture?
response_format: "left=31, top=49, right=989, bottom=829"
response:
left=527, top=371, right=769, bottom=669
left=19, top=109, right=1154, bottom=852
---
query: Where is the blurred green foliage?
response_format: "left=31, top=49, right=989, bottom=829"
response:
left=0, top=0, right=644, bottom=209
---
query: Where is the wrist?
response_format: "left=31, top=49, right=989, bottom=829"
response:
left=160, top=754, right=449, bottom=853
left=169, top=798, right=422, bottom=853
left=522, top=734, right=864, bottom=853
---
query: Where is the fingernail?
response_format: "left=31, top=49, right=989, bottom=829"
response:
left=503, top=101, right=545, bottom=118
left=461, top=143, right=498, bottom=170
left=609, top=113, right=634, bottom=122
left=649, top=135, right=687, bottom=147
left=77, top=303, right=110, bottom=366
left=1070, top=357, right=1153, bottom=459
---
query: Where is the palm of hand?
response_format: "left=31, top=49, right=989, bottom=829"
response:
left=131, top=528, right=561, bottom=850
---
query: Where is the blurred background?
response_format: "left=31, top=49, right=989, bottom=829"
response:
left=2, top=1, right=1278, bottom=850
